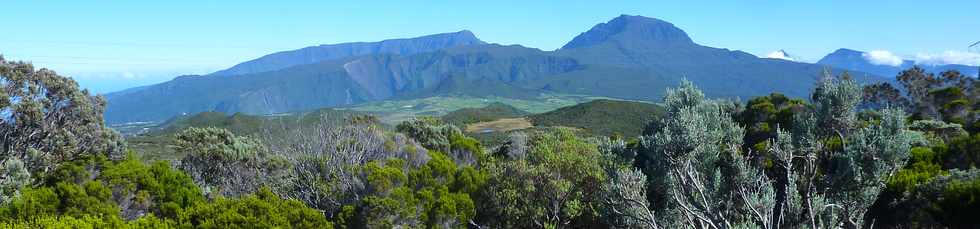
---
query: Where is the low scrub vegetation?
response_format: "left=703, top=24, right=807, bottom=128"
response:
left=2, top=56, right=978, bottom=228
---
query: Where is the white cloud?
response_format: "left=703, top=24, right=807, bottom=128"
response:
left=120, top=71, right=138, bottom=79
left=765, top=50, right=796, bottom=61
left=913, top=50, right=980, bottom=66
left=862, top=50, right=904, bottom=66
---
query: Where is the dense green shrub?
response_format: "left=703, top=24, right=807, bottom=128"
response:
left=944, top=133, right=980, bottom=169
left=337, top=151, right=483, bottom=228
left=1, top=156, right=204, bottom=222
left=736, top=93, right=808, bottom=151
left=479, top=128, right=609, bottom=228
left=0, top=214, right=173, bottom=229
left=886, top=147, right=947, bottom=193
left=177, top=187, right=332, bottom=229
left=0, top=155, right=332, bottom=228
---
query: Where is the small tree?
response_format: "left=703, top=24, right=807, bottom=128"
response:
left=777, top=78, right=918, bottom=228
left=0, top=158, right=30, bottom=204
left=637, top=80, right=764, bottom=228
left=175, top=127, right=284, bottom=197
left=481, top=128, right=607, bottom=228
left=397, top=117, right=482, bottom=166
left=266, top=117, right=428, bottom=217
left=0, top=56, right=124, bottom=177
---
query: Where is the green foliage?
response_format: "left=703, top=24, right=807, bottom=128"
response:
left=638, top=79, right=761, bottom=227
left=908, top=119, right=968, bottom=145
left=345, top=151, right=482, bottom=228
left=0, top=214, right=173, bottom=229
left=736, top=93, right=808, bottom=153
left=886, top=147, right=946, bottom=194
left=631, top=77, right=918, bottom=228
left=397, top=117, right=464, bottom=153
left=480, top=128, right=607, bottom=228
left=175, top=127, right=287, bottom=197
left=862, top=81, right=909, bottom=109
left=0, top=156, right=204, bottom=222
left=177, top=187, right=332, bottom=229
left=863, top=68, right=980, bottom=228
left=802, top=77, right=917, bottom=228
left=175, top=127, right=266, bottom=162
left=126, top=108, right=366, bottom=161
left=530, top=99, right=665, bottom=137
left=944, top=133, right=980, bottom=169
left=0, top=155, right=332, bottom=228
left=873, top=169, right=980, bottom=228
left=268, top=120, right=429, bottom=219
left=6, top=56, right=975, bottom=227
left=934, top=172, right=980, bottom=228
left=0, top=57, right=125, bottom=177
left=398, top=117, right=483, bottom=166
left=884, top=67, right=977, bottom=126
left=0, top=159, right=31, bottom=205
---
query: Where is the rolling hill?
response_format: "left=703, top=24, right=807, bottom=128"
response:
left=527, top=99, right=665, bottom=137
left=126, top=108, right=367, bottom=161
left=440, top=102, right=530, bottom=125
left=106, top=15, right=881, bottom=124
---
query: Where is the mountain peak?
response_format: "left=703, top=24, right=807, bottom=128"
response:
left=829, top=48, right=864, bottom=56
left=765, top=49, right=797, bottom=61
left=412, top=30, right=484, bottom=45
left=455, top=29, right=477, bottom=37
left=561, top=15, right=693, bottom=50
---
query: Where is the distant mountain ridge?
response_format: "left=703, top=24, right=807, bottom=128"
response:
left=209, top=30, right=486, bottom=76
left=105, top=15, right=881, bottom=123
left=818, top=48, right=979, bottom=78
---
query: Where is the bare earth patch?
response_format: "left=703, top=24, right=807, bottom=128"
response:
left=465, top=118, right=534, bottom=133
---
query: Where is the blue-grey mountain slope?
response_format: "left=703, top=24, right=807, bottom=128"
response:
left=210, top=30, right=486, bottom=76
left=541, top=15, right=871, bottom=99
left=105, top=15, right=880, bottom=123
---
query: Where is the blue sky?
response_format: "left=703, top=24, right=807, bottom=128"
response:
left=2, top=0, right=978, bottom=93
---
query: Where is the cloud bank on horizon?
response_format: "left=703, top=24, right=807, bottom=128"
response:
left=913, top=51, right=980, bottom=66
left=861, top=49, right=980, bottom=67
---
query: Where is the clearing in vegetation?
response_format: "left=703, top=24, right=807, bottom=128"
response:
left=464, top=118, right=534, bottom=133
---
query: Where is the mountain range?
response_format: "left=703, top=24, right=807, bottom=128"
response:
left=105, top=15, right=880, bottom=123
left=817, top=48, right=979, bottom=78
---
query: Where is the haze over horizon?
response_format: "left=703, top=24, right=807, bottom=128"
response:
left=2, top=0, right=978, bottom=93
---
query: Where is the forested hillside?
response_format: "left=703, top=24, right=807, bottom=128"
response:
left=2, top=56, right=978, bottom=228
